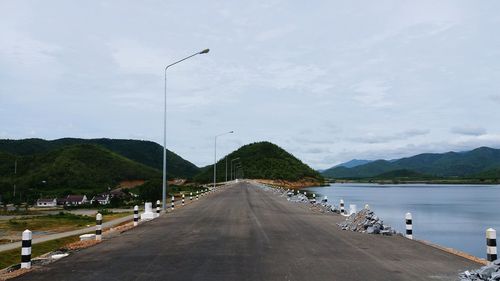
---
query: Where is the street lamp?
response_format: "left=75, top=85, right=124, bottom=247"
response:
left=162, top=48, right=210, bottom=211
left=231, top=158, right=240, bottom=180
left=214, top=131, right=233, bottom=189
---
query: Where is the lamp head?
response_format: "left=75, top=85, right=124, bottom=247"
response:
left=199, top=49, right=210, bottom=54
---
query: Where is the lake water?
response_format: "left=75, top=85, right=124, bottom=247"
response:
left=304, top=183, right=500, bottom=259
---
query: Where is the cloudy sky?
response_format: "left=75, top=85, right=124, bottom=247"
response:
left=1, top=1, right=500, bottom=169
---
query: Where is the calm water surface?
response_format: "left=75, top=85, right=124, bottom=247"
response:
left=305, top=183, right=500, bottom=259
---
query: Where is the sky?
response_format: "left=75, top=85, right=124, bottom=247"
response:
left=1, top=1, right=500, bottom=169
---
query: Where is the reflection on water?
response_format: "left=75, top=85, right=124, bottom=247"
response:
left=305, top=183, right=500, bottom=259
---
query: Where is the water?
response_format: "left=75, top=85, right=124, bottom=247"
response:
left=305, top=183, right=500, bottom=259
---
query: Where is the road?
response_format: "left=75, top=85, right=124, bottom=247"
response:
left=16, top=182, right=479, bottom=281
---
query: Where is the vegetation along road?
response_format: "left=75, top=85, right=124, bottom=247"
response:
left=15, top=182, right=479, bottom=281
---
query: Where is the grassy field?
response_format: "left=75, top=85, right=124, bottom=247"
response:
left=0, top=235, right=80, bottom=270
left=0, top=212, right=130, bottom=242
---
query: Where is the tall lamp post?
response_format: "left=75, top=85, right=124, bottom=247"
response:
left=231, top=157, right=240, bottom=180
left=214, top=131, right=233, bottom=189
left=162, top=48, right=209, bottom=211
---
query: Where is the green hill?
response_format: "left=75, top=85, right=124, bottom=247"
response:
left=371, top=169, right=434, bottom=180
left=0, top=138, right=200, bottom=179
left=0, top=144, right=161, bottom=202
left=322, top=147, right=500, bottom=179
left=194, top=141, right=323, bottom=183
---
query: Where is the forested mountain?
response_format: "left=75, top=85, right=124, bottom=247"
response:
left=0, top=138, right=200, bottom=178
left=0, top=144, right=161, bottom=200
left=322, top=147, right=500, bottom=179
left=194, top=141, right=323, bottom=183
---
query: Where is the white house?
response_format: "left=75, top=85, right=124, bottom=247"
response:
left=90, top=194, right=110, bottom=205
left=65, top=195, right=88, bottom=206
left=36, top=198, right=57, bottom=207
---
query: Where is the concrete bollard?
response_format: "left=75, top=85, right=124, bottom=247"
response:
left=340, top=199, right=345, bottom=215
left=156, top=200, right=161, bottom=214
left=190, top=192, right=193, bottom=201
left=133, top=205, right=139, bottom=226
left=365, top=204, right=370, bottom=210
left=405, top=212, right=413, bottom=239
left=486, top=228, right=497, bottom=263
left=171, top=195, right=175, bottom=211
left=182, top=194, right=185, bottom=206
left=95, top=213, right=102, bottom=241
left=349, top=204, right=357, bottom=215
left=21, top=229, right=32, bottom=269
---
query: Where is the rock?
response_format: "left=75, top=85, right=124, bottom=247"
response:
left=336, top=209, right=394, bottom=236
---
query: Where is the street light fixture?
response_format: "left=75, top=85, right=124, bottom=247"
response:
left=231, top=158, right=240, bottom=181
left=214, top=131, right=233, bottom=189
left=162, top=48, right=210, bottom=211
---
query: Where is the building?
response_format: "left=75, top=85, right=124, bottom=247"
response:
left=65, top=195, right=88, bottom=206
left=36, top=198, right=57, bottom=207
left=90, top=194, right=110, bottom=205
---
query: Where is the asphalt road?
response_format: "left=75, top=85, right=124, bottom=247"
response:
left=16, top=182, right=479, bottom=281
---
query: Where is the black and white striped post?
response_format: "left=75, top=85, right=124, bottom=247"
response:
left=340, top=199, right=345, bottom=215
left=156, top=200, right=161, bottom=214
left=486, top=228, right=497, bottom=264
left=405, top=212, right=413, bottom=239
left=196, top=191, right=199, bottom=200
left=182, top=194, right=185, bottom=206
left=190, top=192, right=193, bottom=201
left=133, top=205, right=139, bottom=227
left=96, top=213, right=102, bottom=241
left=171, top=195, right=175, bottom=211
left=322, top=196, right=328, bottom=203
left=21, top=229, right=32, bottom=269
left=312, top=193, right=316, bottom=204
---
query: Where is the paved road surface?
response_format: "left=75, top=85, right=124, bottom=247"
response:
left=16, top=182, right=479, bottom=281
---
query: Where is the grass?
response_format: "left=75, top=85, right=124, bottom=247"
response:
left=0, top=212, right=131, bottom=235
left=0, top=235, right=80, bottom=270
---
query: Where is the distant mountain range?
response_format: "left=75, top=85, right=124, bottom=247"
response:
left=334, top=159, right=373, bottom=168
left=322, top=147, right=500, bottom=180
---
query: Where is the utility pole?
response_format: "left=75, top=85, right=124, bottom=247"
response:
left=13, top=159, right=17, bottom=197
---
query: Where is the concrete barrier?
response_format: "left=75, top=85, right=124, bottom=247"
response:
left=486, top=228, right=497, bottom=264
left=405, top=212, right=413, bottom=239
left=21, top=229, right=32, bottom=269
left=133, top=205, right=139, bottom=226
left=95, top=213, right=102, bottom=241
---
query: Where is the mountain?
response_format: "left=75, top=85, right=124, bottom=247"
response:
left=322, top=147, right=500, bottom=179
left=0, top=144, right=161, bottom=201
left=0, top=138, right=200, bottom=179
left=333, top=159, right=373, bottom=168
left=194, top=141, right=323, bottom=183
